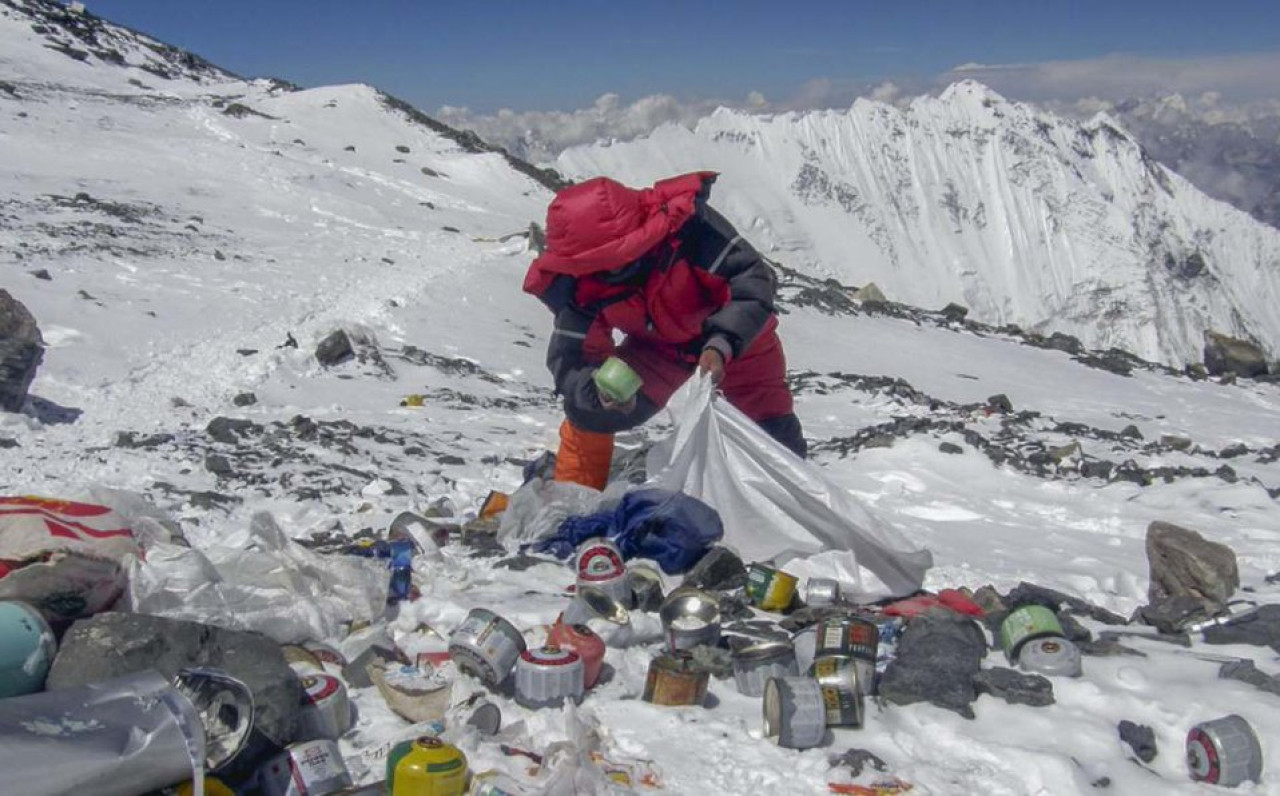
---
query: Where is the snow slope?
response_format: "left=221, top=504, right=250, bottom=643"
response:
left=2, top=2, right=1280, bottom=794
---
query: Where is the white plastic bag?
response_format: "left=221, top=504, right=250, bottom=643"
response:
left=646, top=374, right=932, bottom=599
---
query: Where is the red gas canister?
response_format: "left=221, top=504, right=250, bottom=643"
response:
left=546, top=619, right=606, bottom=689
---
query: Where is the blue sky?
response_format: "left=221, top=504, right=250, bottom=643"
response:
left=93, top=0, right=1280, bottom=112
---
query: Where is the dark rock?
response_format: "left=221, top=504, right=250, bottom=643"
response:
left=1080, top=459, right=1114, bottom=479
left=986, top=394, right=1013, bottom=414
left=1219, top=659, right=1280, bottom=696
left=1219, top=443, right=1249, bottom=459
left=0, top=289, right=44, bottom=412
left=970, top=585, right=1006, bottom=616
left=233, top=392, right=257, bottom=407
left=395, top=144, right=410, bottom=153
left=207, top=416, right=263, bottom=444
left=1045, top=332, right=1084, bottom=355
left=494, top=553, right=553, bottom=572
left=1202, top=604, right=1280, bottom=652
left=213, top=249, right=226, bottom=261
left=280, top=332, right=298, bottom=349
left=1004, top=582, right=1128, bottom=625
left=718, top=592, right=755, bottom=623
left=683, top=546, right=748, bottom=592
left=1118, top=424, right=1143, bottom=440
left=777, top=604, right=853, bottom=632
left=46, top=612, right=301, bottom=746
left=940, top=303, right=969, bottom=323
left=1057, top=612, right=1093, bottom=644
left=878, top=608, right=987, bottom=718
left=1204, top=330, right=1268, bottom=378
left=939, top=441, right=964, bottom=455
left=114, top=431, right=174, bottom=449
left=236, top=348, right=258, bottom=356
left=315, top=329, right=355, bottom=367
left=30, top=269, right=52, bottom=280
left=973, top=666, right=1054, bottom=707
left=828, top=748, right=887, bottom=777
left=1145, top=521, right=1239, bottom=612
left=1160, top=434, right=1192, bottom=451
left=1118, top=720, right=1157, bottom=762
left=1138, top=594, right=1211, bottom=634
left=189, top=490, right=239, bottom=510
left=205, top=453, right=233, bottom=476
left=1078, top=637, right=1146, bottom=657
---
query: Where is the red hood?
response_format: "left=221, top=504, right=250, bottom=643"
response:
left=524, top=172, right=717, bottom=292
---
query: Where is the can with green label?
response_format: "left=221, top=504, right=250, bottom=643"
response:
left=999, top=605, right=1065, bottom=663
left=388, top=736, right=468, bottom=795
left=745, top=564, right=798, bottom=612
left=593, top=357, right=643, bottom=404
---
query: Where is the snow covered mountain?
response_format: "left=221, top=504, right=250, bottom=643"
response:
left=3, top=3, right=1280, bottom=794
left=556, top=84, right=1280, bottom=369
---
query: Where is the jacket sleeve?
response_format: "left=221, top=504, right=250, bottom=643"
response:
left=691, top=206, right=777, bottom=361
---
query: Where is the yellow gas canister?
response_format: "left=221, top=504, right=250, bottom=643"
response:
left=387, top=736, right=468, bottom=795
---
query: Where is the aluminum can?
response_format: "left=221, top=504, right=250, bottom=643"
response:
left=804, top=578, right=841, bottom=607
left=297, top=674, right=353, bottom=741
left=259, top=739, right=353, bottom=796
left=546, top=620, right=607, bottom=688
left=387, top=737, right=468, bottom=796
left=1017, top=636, right=1082, bottom=678
left=642, top=651, right=710, bottom=706
left=1186, top=714, right=1263, bottom=787
left=792, top=626, right=818, bottom=674
left=810, top=656, right=865, bottom=727
left=659, top=587, right=721, bottom=652
left=999, top=605, right=1064, bottom=663
left=745, top=563, right=798, bottom=612
left=561, top=585, right=630, bottom=628
left=762, top=676, right=826, bottom=749
left=0, top=600, right=56, bottom=699
left=448, top=608, right=527, bottom=687
left=814, top=615, right=878, bottom=693
left=732, top=641, right=798, bottom=697
left=627, top=563, right=665, bottom=612
left=574, top=537, right=631, bottom=605
left=514, top=645, right=585, bottom=709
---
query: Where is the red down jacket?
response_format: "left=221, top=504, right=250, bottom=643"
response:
left=524, top=172, right=794, bottom=435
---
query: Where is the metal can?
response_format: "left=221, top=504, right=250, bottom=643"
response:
left=0, top=600, right=56, bottom=698
left=388, top=736, right=468, bottom=796
left=514, top=645, right=585, bottom=709
left=999, top=605, right=1064, bottom=663
left=297, top=673, right=353, bottom=741
left=804, top=578, right=841, bottom=608
left=259, top=739, right=353, bottom=796
left=745, top=564, right=798, bottom=612
left=659, top=587, right=721, bottom=652
left=762, top=676, right=826, bottom=749
left=283, top=644, right=326, bottom=675
left=561, top=585, right=631, bottom=628
left=304, top=641, right=349, bottom=674
left=1186, top=714, right=1263, bottom=787
left=810, top=656, right=865, bottom=727
left=1017, top=636, right=1082, bottom=678
left=732, top=641, right=799, bottom=697
left=627, top=563, right=665, bottom=612
left=814, top=615, right=878, bottom=693
left=574, top=537, right=631, bottom=605
left=546, top=620, right=607, bottom=689
left=448, top=608, right=527, bottom=688
left=642, top=651, right=710, bottom=706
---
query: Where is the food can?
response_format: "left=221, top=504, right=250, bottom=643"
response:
left=792, top=626, right=818, bottom=674
left=561, top=585, right=631, bottom=628
left=814, top=615, right=878, bottom=694
left=546, top=620, right=607, bottom=688
left=762, top=676, right=826, bottom=750
left=732, top=641, right=799, bottom=698
left=297, top=673, right=353, bottom=741
left=448, top=608, right=527, bottom=687
left=388, top=736, right=469, bottom=796
left=0, top=600, right=56, bottom=699
left=999, top=605, right=1064, bottom=663
left=1017, top=636, right=1082, bottom=678
left=810, top=656, right=865, bottom=727
left=804, top=578, right=841, bottom=608
left=659, top=588, right=721, bottom=652
left=627, top=563, right=666, bottom=612
left=642, top=652, right=710, bottom=706
left=460, top=699, right=502, bottom=736
left=574, top=537, right=631, bottom=605
left=259, top=739, right=353, bottom=796
left=745, top=564, right=799, bottom=612
left=514, top=645, right=585, bottom=709
left=1186, top=714, right=1263, bottom=787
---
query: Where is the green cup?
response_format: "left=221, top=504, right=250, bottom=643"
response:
left=593, top=356, right=643, bottom=404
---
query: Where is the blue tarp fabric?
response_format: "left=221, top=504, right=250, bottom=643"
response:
left=531, top=488, right=723, bottom=574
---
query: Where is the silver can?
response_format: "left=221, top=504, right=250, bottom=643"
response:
left=763, top=676, right=826, bottom=750
left=296, top=673, right=353, bottom=741
left=659, top=588, right=721, bottom=652
left=814, top=615, right=878, bottom=692
left=732, top=641, right=799, bottom=698
left=1186, top=714, right=1263, bottom=787
left=514, top=645, right=585, bottom=709
left=627, top=563, right=665, bottom=612
left=448, top=608, right=527, bottom=687
left=574, top=537, right=631, bottom=605
left=562, top=585, right=631, bottom=627
left=1017, top=636, right=1083, bottom=678
left=810, top=656, right=865, bottom=727
left=804, top=578, right=841, bottom=607
left=258, top=739, right=353, bottom=796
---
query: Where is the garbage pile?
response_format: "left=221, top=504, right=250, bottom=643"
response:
left=0, top=483, right=1273, bottom=794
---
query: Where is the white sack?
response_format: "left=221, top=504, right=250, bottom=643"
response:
left=646, top=374, right=932, bottom=599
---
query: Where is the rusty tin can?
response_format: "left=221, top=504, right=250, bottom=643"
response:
left=642, top=652, right=710, bottom=706
left=448, top=608, right=527, bottom=687
left=811, top=656, right=865, bottom=727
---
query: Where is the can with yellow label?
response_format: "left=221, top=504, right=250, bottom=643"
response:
left=388, top=736, right=469, bottom=795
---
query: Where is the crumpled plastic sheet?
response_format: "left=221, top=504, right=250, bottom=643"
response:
left=496, top=477, right=627, bottom=549
left=646, top=374, right=934, bottom=600
left=126, top=511, right=389, bottom=645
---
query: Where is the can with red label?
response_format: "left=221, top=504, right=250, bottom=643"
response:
left=258, top=739, right=353, bottom=796
left=388, top=736, right=468, bottom=796
left=514, top=645, right=585, bottom=709
left=546, top=620, right=607, bottom=689
left=1186, top=714, right=1263, bottom=787
left=297, top=673, right=353, bottom=741
left=574, top=537, right=630, bottom=605
left=813, top=615, right=878, bottom=694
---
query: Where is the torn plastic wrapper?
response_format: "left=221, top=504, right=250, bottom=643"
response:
left=646, top=375, right=932, bottom=600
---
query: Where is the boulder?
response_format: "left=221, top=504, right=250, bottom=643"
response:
left=973, top=666, right=1054, bottom=707
left=315, top=329, right=355, bottom=366
left=878, top=608, right=987, bottom=718
left=939, top=302, right=969, bottom=323
left=45, top=612, right=301, bottom=746
left=0, top=289, right=44, bottom=412
left=853, top=282, right=887, bottom=303
left=1118, top=720, right=1157, bottom=763
left=682, top=546, right=747, bottom=592
left=1202, top=604, right=1280, bottom=652
left=1203, top=330, right=1269, bottom=378
left=1145, top=521, right=1239, bottom=612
